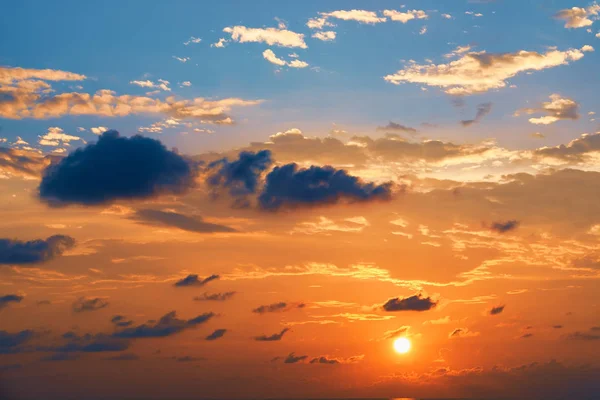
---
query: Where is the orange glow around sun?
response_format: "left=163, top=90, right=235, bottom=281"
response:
left=393, top=337, right=411, bottom=354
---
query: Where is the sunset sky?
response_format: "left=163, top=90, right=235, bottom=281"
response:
left=1, top=1, right=600, bottom=399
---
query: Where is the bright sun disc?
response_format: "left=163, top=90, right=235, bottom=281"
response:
left=393, top=337, right=411, bottom=354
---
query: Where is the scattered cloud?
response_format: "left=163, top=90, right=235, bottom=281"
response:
left=254, top=328, right=290, bottom=341
left=461, top=102, right=492, bottom=126
left=489, top=305, right=505, bottom=315
left=490, top=220, right=519, bottom=233
left=252, top=302, right=305, bottom=314
left=382, top=294, right=437, bottom=312
left=130, top=209, right=237, bottom=233
left=312, top=31, right=336, bottom=41
left=449, top=327, right=480, bottom=338
left=383, top=9, right=428, bottom=23
left=130, top=79, right=171, bottom=92
left=0, top=235, right=75, bottom=265
left=72, top=297, right=109, bottom=313
left=0, top=294, right=24, bottom=310
left=205, top=329, right=227, bottom=341
left=555, top=4, right=600, bottom=28
left=194, top=292, right=236, bottom=302
left=377, top=121, right=418, bottom=134
left=223, top=26, right=307, bottom=48
left=183, top=36, right=201, bottom=45
left=515, top=94, right=579, bottom=125
left=174, top=274, right=220, bottom=287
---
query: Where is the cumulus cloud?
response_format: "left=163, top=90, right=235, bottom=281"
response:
left=252, top=302, right=305, bottom=314
left=489, top=305, right=505, bottom=315
left=377, top=121, right=418, bottom=134
left=490, top=220, right=519, bottom=233
left=382, top=293, right=437, bottom=312
left=174, top=274, right=220, bottom=287
left=38, top=131, right=197, bottom=206
left=555, top=4, right=600, bottom=28
left=205, top=329, right=227, bottom=341
left=383, top=9, right=428, bottom=23
left=0, top=235, right=75, bottom=265
left=262, top=49, right=309, bottom=68
left=223, top=26, right=307, bottom=48
left=258, top=163, right=393, bottom=210
left=384, top=46, right=592, bottom=95
left=461, top=102, right=493, bottom=126
left=130, top=209, right=236, bottom=233
left=533, top=133, right=600, bottom=162
left=514, top=94, right=579, bottom=125
left=90, top=126, right=108, bottom=135
left=113, top=311, right=215, bottom=338
left=38, top=127, right=82, bottom=147
left=194, top=292, right=236, bottom=301
left=0, top=294, right=23, bottom=310
left=72, top=297, right=109, bottom=313
left=312, top=31, right=336, bottom=41
left=254, top=328, right=290, bottom=341
left=320, top=10, right=386, bottom=24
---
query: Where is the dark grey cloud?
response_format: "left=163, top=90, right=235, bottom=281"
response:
left=258, top=164, right=392, bottom=211
left=52, top=332, right=130, bottom=353
left=41, top=352, right=79, bottom=362
left=283, top=352, right=307, bottom=364
left=376, top=121, right=418, bottom=134
left=461, top=102, right=493, bottom=126
left=310, top=356, right=339, bottom=364
left=521, top=333, right=534, bottom=339
left=106, top=353, right=140, bottom=361
left=113, top=311, right=215, bottom=338
left=174, top=356, right=205, bottom=362
left=111, top=315, right=133, bottom=327
left=565, top=328, right=600, bottom=341
left=252, top=302, right=305, bottom=314
left=254, top=328, right=289, bottom=341
left=553, top=325, right=563, bottom=329
left=194, top=291, right=236, bottom=302
left=0, top=330, right=35, bottom=354
left=130, top=209, right=236, bottom=233
left=174, top=274, right=220, bottom=287
left=38, top=130, right=197, bottom=206
left=72, top=297, right=109, bottom=313
left=490, top=220, right=519, bottom=233
left=489, top=305, right=505, bottom=315
left=0, top=235, right=75, bottom=265
left=382, top=294, right=437, bottom=312
left=205, top=329, right=227, bottom=341
left=0, top=294, right=23, bottom=309
left=205, top=150, right=273, bottom=208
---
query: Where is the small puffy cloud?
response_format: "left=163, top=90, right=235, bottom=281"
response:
left=111, top=315, right=133, bottom=327
left=258, top=163, right=393, bottom=211
left=384, top=46, right=591, bottom=95
left=461, top=102, right=493, bottom=126
left=312, top=31, right=336, bottom=41
left=383, top=9, right=428, bottom=23
left=490, top=220, right=519, bottom=233
left=555, top=4, right=600, bottom=28
left=194, top=292, right=236, bottom=302
left=223, top=26, right=307, bottom=48
left=180, top=81, right=191, bottom=87
left=252, top=302, right=305, bottom=314
left=441, top=13, right=452, bottom=19
left=254, top=328, right=290, bottom=341
left=90, top=127, right=108, bottom=135
left=382, top=293, right=437, bottom=312
left=205, top=329, right=227, bottom=341
left=174, top=274, right=220, bottom=287
left=0, top=294, right=24, bottom=310
left=183, top=36, right=201, bottom=45
left=113, top=311, right=215, bottom=338
left=515, top=94, right=579, bottom=125
left=263, top=49, right=309, bottom=68
left=309, top=355, right=364, bottom=364
left=419, top=26, right=428, bottom=35
left=172, top=56, right=190, bottom=63
left=307, top=17, right=335, bottom=30
left=489, top=305, right=505, bottom=315
left=130, top=79, right=170, bottom=92
left=531, top=132, right=545, bottom=139
left=377, top=121, right=418, bottom=134
left=72, top=297, right=109, bottom=313
left=211, top=38, right=228, bottom=48
left=283, top=352, right=307, bottom=364
left=38, top=127, right=81, bottom=147
left=130, top=209, right=236, bottom=233
left=449, top=327, right=480, bottom=338
left=0, top=235, right=75, bottom=265
left=38, top=131, right=197, bottom=206
left=320, top=10, right=386, bottom=24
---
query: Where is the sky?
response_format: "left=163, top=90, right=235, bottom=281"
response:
left=1, top=1, right=600, bottom=399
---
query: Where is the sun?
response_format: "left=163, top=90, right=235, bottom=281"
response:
left=393, top=337, right=411, bottom=354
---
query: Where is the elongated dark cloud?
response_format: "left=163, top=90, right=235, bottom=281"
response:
left=461, top=102, right=492, bottom=126
left=521, top=333, right=534, bottom=339
left=382, top=294, right=437, bottom=312
left=175, top=356, right=204, bottom=362
left=0, top=235, right=75, bottom=265
left=283, top=352, right=307, bottom=364
left=205, top=329, right=227, bottom=341
left=52, top=332, right=130, bottom=353
left=490, top=220, right=519, bottom=233
left=206, top=150, right=272, bottom=207
left=258, top=164, right=393, bottom=211
left=107, top=353, right=140, bottom=361
left=113, top=311, right=215, bottom=338
left=254, top=328, right=289, bottom=341
left=252, top=302, right=305, bottom=314
left=310, top=356, right=339, bottom=364
left=0, top=294, right=23, bottom=309
left=174, top=274, right=220, bottom=287
left=566, top=328, right=600, bottom=341
left=38, top=130, right=196, bottom=206
left=131, top=209, right=236, bottom=233
left=489, top=305, right=505, bottom=315
left=377, top=121, right=418, bottom=134
left=72, top=297, right=109, bottom=313
left=0, top=330, right=35, bottom=354
left=194, top=291, right=236, bottom=302
left=111, top=315, right=133, bottom=327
